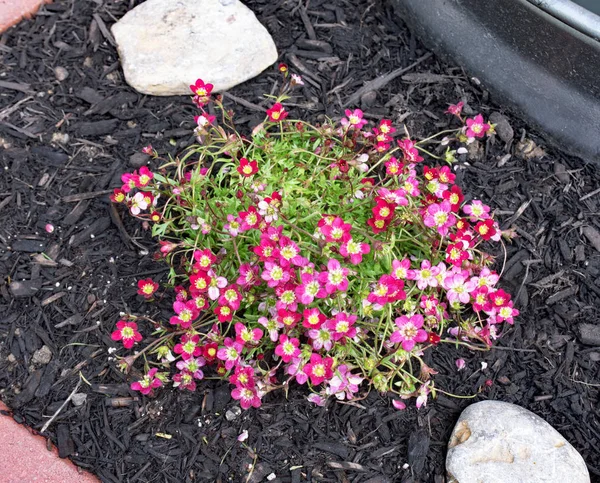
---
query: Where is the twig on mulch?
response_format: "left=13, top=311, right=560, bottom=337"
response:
left=40, top=378, right=81, bottom=433
left=62, top=189, right=113, bottom=202
left=343, top=52, right=433, bottom=107
left=222, top=92, right=265, bottom=112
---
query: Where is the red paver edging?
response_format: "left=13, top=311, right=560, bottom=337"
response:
left=0, top=401, right=98, bottom=483
left=0, top=0, right=52, bottom=33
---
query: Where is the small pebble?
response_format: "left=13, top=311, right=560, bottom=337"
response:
left=71, top=393, right=88, bottom=407
left=225, top=406, right=241, bottom=421
left=32, top=345, right=53, bottom=365
left=54, top=66, right=69, bottom=81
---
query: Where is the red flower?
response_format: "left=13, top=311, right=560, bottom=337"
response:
left=303, top=353, right=334, bottom=386
left=110, top=188, right=126, bottom=203
left=372, top=199, right=396, bottom=221
left=443, top=185, right=464, bottom=212
left=427, top=332, right=441, bottom=345
left=266, top=103, right=288, bottom=122
left=214, top=305, right=233, bottom=323
left=150, top=211, right=161, bottom=222
left=367, top=217, right=390, bottom=234
left=131, top=368, right=162, bottom=395
left=237, top=158, right=258, bottom=177
left=446, top=101, right=464, bottom=117
left=475, top=219, right=496, bottom=240
left=278, top=63, right=288, bottom=74
left=202, top=342, right=219, bottom=362
left=137, top=278, right=159, bottom=299
left=189, top=79, right=214, bottom=106
left=111, top=320, right=142, bottom=349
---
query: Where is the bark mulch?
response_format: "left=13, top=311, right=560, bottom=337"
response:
left=0, top=1, right=599, bottom=482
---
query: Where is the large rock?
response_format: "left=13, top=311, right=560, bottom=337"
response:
left=446, top=400, right=590, bottom=483
left=111, top=0, right=278, bottom=96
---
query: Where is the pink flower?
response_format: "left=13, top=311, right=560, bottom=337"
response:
left=339, top=238, right=370, bottom=265
left=390, top=314, right=428, bottom=351
left=446, top=101, right=464, bottom=117
left=385, top=157, right=403, bottom=176
left=189, top=79, right=213, bottom=106
left=277, top=309, right=301, bottom=329
left=286, top=357, right=308, bottom=385
left=229, top=365, right=255, bottom=388
left=193, top=249, right=216, bottom=271
left=111, top=321, right=142, bottom=349
left=413, top=260, right=440, bottom=290
left=275, top=283, right=299, bottom=311
left=278, top=236, right=305, bottom=267
left=295, top=272, right=321, bottom=305
left=325, top=312, right=357, bottom=341
left=392, top=400, right=406, bottom=410
left=319, top=217, right=352, bottom=243
left=258, top=316, right=284, bottom=342
left=224, top=214, right=241, bottom=237
left=261, top=261, right=290, bottom=288
left=174, top=334, right=202, bottom=360
left=131, top=368, right=162, bottom=395
left=341, top=109, right=367, bottom=129
left=172, top=370, right=197, bottom=391
left=391, top=258, right=411, bottom=280
left=423, top=200, right=456, bottom=236
left=443, top=271, right=476, bottom=305
left=307, top=326, right=333, bottom=351
left=368, top=275, right=405, bottom=305
left=307, top=393, right=326, bottom=406
left=239, top=206, right=261, bottom=231
left=237, top=158, right=258, bottom=177
left=231, top=386, right=262, bottom=409
left=169, top=300, right=200, bottom=328
left=397, top=139, right=423, bottom=163
left=219, top=285, right=242, bottom=311
left=465, top=114, right=490, bottom=138
left=462, top=200, right=491, bottom=221
left=493, top=301, right=519, bottom=324
left=137, top=278, right=159, bottom=299
left=253, top=238, right=279, bottom=262
left=274, top=334, right=300, bottom=363
left=234, top=323, right=263, bottom=346
left=302, top=308, right=327, bottom=330
left=266, top=103, right=288, bottom=122
left=317, top=259, right=349, bottom=295
left=456, top=359, right=466, bottom=371
left=236, top=263, right=260, bottom=289
left=188, top=271, right=212, bottom=295
left=303, top=353, right=334, bottom=386
left=217, top=338, right=244, bottom=370
left=326, top=364, right=363, bottom=400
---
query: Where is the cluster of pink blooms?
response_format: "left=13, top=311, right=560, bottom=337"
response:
left=113, top=77, right=515, bottom=408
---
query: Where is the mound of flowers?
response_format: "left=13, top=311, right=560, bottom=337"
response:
left=110, top=69, right=517, bottom=409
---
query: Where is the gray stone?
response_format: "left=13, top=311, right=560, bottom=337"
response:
left=225, top=406, right=241, bottom=421
left=129, top=152, right=149, bottom=168
left=54, top=66, right=69, bottom=82
left=489, top=112, right=514, bottom=143
left=111, top=0, right=278, bottom=96
left=447, top=400, right=590, bottom=483
left=71, top=393, right=87, bottom=407
left=32, top=345, right=53, bottom=365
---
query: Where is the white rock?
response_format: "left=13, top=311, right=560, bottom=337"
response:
left=32, top=345, right=52, bottom=365
left=111, top=0, right=278, bottom=96
left=446, top=400, right=590, bottom=483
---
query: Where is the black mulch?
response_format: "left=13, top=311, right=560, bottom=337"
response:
left=1, top=1, right=599, bottom=482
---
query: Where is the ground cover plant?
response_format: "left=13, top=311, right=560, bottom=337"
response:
left=111, top=72, right=517, bottom=410
left=1, top=1, right=598, bottom=480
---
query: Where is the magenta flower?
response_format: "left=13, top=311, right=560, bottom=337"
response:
left=307, top=326, right=333, bottom=351
left=443, top=271, right=476, bottom=305
left=234, top=322, right=263, bottom=346
left=236, top=263, right=260, bottom=289
left=414, top=260, right=440, bottom=290
left=229, top=365, right=255, bottom=388
left=367, top=275, right=405, bottom=305
left=446, top=101, right=464, bottom=117
left=341, top=109, right=367, bottom=129
left=317, top=259, right=349, bottom=295
left=295, top=272, right=321, bottom=305
left=172, top=370, right=197, bottom=391
left=304, top=353, right=334, bottom=386
left=274, top=334, right=300, bottom=363
left=278, top=236, right=306, bottom=267
left=339, top=238, right=370, bottom=265
left=169, top=300, right=200, bottom=329
left=231, top=386, right=262, bottom=409
left=423, top=200, right=456, bottom=236
left=275, top=283, right=298, bottom=311
left=465, top=114, right=490, bottom=138
left=111, top=321, right=142, bottom=349
left=131, top=368, right=162, bottom=395
left=302, top=307, right=326, bottom=330
left=326, top=312, right=357, bottom=341
left=175, top=357, right=205, bottom=381
left=277, top=309, right=301, bottom=329
left=217, top=338, right=244, bottom=370
left=219, top=285, right=242, bottom=311
left=397, top=138, right=423, bottom=163
left=174, top=334, right=202, bottom=361
left=390, top=314, right=428, bottom=352
left=253, top=238, right=279, bottom=262
left=239, top=206, right=261, bottom=231
left=261, top=261, right=290, bottom=288
left=319, top=217, right=352, bottom=243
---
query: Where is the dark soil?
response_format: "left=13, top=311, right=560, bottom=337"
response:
left=1, top=0, right=599, bottom=482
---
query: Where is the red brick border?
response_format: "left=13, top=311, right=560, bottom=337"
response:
left=0, top=401, right=98, bottom=483
left=0, top=0, right=53, bottom=33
